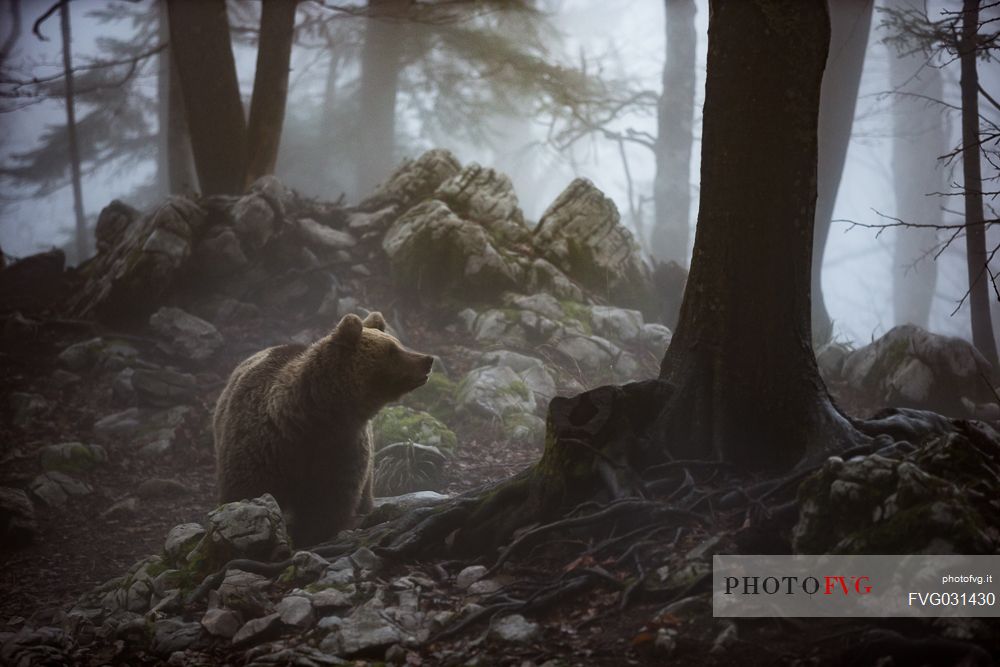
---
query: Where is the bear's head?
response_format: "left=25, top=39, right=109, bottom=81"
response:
left=328, top=311, right=434, bottom=418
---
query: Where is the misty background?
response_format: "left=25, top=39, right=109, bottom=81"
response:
left=1, top=0, right=997, bottom=348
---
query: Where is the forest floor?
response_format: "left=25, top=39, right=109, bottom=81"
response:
left=4, top=308, right=973, bottom=667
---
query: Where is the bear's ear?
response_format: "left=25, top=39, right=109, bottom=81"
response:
left=363, top=311, right=387, bottom=331
left=334, top=314, right=364, bottom=346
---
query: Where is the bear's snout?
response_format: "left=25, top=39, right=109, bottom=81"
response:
left=419, top=354, right=434, bottom=374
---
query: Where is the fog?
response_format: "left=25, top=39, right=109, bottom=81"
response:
left=1, top=0, right=997, bottom=348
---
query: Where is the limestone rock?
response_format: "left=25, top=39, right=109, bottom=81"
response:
left=67, top=196, right=205, bottom=321
left=590, top=305, right=644, bottom=343
left=434, top=163, right=529, bottom=243
left=29, top=471, right=92, bottom=508
left=149, top=307, right=223, bottom=361
left=164, top=522, right=206, bottom=564
left=131, top=368, right=198, bottom=407
left=383, top=200, right=521, bottom=300
left=359, top=148, right=462, bottom=212
left=297, top=218, right=357, bottom=251
left=57, top=337, right=138, bottom=372
left=201, top=608, right=241, bottom=639
left=10, top=392, right=48, bottom=426
left=534, top=179, right=653, bottom=313
left=187, top=494, right=292, bottom=569
left=456, top=366, right=536, bottom=419
left=841, top=325, right=993, bottom=417
left=489, top=614, right=540, bottom=644
left=232, top=612, right=282, bottom=647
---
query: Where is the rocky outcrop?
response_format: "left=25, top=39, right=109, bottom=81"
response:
left=832, top=325, right=996, bottom=419
left=534, top=178, right=654, bottom=314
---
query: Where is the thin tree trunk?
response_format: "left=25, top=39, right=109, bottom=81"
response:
left=59, top=0, right=86, bottom=263
left=650, top=0, right=696, bottom=267
left=657, top=0, right=858, bottom=469
left=156, top=0, right=195, bottom=196
left=245, top=0, right=298, bottom=186
left=811, top=0, right=873, bottom=344
left=959, top=0, right=999, bottom=370
left=355, top=0, right=408, bottom=196
left=888, top=20, right=943, bottom=329
left=166, top=0, right=247, bottom=196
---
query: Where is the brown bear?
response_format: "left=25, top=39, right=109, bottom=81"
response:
left=213, top=311, right=434, bottom=546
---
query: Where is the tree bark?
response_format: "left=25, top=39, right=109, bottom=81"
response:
left=59, top=0, right=87, bottom=264
left=355, top=0, right=408, bottom=196
left=959, top=0, right=999, bottom=370
left=166, top=0, right=247, bottom=196
left=650, top=0, right=697, bottom=267
left=245, top=0, right=298, bottom=186
left=887, top=14, right=943, bottom=330
left=811, top=0, right=873, bottom=344
left=657, top=0, right=858, bottom=469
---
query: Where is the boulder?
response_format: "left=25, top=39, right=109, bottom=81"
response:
left=840, top=325, right=994, bottom=417
left=383, top=200, right=521, bottom=301
left=38, top=442, right=107, bottom=473
left=130, top=368, right=198, bottom=407
left=479, top=350, right=557, bottom=404
left=149, top=307, right=223, bottom=361
left=434, top=163, right=530, bottom=244
left=590, top=305, right=644, bottom=343
left=358, top=148, right=461, bottom=213
left=57, top=337, right=138, bottom=372
left=67, top=196, right=205, bottom=321
left=793, top=420, right=1000, bottom=554
left=29, top=471, right=92, bottom=508
left=456, top=365, right=537, bottom=419
left=186, top=494, right=292, bottom=570
left=373, top=406, right=457, bottom=452
left=297, top=218, right=357, bottom=252
left=489, top=614, right=540, bottom=644
left=534, top=178, right=653, bottom=314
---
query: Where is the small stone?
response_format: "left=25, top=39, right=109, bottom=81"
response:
left=489, top=614, right=539, bottom=644
left=49, top=369, right=81, bottom=388
left=710, top=622, right=737, bottom=654
left=297, top=218, right=357, bottom=250
left=290, top=550, right=329, bottom=583
left=277, top=595, right=314, bottom=629
left=93, top=408, right=143, bottom=440
left=149, top=307, right=223, bottom=361
left=350, top=547, right=382, bottom=572
left=151, top=619, right=202, bottom=655
left=468, top=578, right=502, bottom=595
left=131, top=368, right=198, bottom=407
left=201, top=608, right=241, bottom=639
left=164, top=523, right=206, bottom=563
left=231, top=612, right=282, bottom=646
left=112, top=368, right=135, bottom=404
left=456, top=565, right=488, bottom=590
left=38, top=442, right=107, bottom=472
left=654, top=627, right=677, bottom=656
left=351, top=264, right=372, bottom=277
left=310, top=586, right=354, bottom=610
left=29, top=471, right=92, bottom=508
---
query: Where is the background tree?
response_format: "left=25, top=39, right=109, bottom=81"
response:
left=884, top=0, right=945, bottom=330
left=876, top=0, right=1000, bottom=370
left=649, top=0, right=696, bottom=267
left=58, top=0, right=86, bottom=262
left=812, top=0, right=874, bottom=343
left=166, top=0, right=247, bottom=196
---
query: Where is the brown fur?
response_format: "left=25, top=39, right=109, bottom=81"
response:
left=213, top=312, right=433, bottom=546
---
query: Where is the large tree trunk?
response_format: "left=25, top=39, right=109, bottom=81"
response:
left=887, top=14, right=943, bottom=330
left=157, top=0, right=196, bottom=196
left=166, top=0, right=247, bottom=196
left=656, top=0, right=857, bottom=469
left=650, top=0, right=696, bottom=267
left=355, top=0, right=408, bottom=196
left=245, top=0, right=298, bottom=186
left=959, top=0, right=999, bottom=370
left=59, top=0, right=87, bottom=264
left=810, top=0, right=873, bottom=343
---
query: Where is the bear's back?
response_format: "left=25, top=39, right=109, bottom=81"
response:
left=213, top=343, right=307, bottom=502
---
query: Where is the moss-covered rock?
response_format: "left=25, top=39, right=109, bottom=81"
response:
left=373, top=405, right=457, bottom=453
left=400, top=372, right=457, bottom=422
left=38, top=442, right=108, bottom=473
left=793, top=423, right=1000, bottom=554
